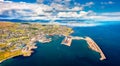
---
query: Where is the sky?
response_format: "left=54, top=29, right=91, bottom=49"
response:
left=0, top=0, right=120, bottom=24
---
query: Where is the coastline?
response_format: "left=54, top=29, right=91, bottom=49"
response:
left=0, top=53, right=23, bottom=64
left=0, top=36, right=106, bottom=63
left=0, top=22, right=106, bottom=64
left=0, top=22, right=73, bottom=63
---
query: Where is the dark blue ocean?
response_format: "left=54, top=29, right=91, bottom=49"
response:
left=0, top=22, right=120, bottom=66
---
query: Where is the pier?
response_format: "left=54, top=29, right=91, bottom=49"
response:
left=85, top=37, right=106, bottom=60
left=61, top=36, right=72, bottom=46
left=72, top=36, right=84, bottom=40
left=61, top=36, right=84, bottom=46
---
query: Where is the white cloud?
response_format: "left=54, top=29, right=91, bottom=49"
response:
left=0, top=1, right=120, bottom=22
left=56, top=11, right=120, bottom=21
left=82, top=2, right=94, bottom=7
left=57, top=12, right=79, bottom=17
left=101, top=1, right=115, bottom=5
left=0, top=0, right=4, bottom=2
left=108, top=1, right=114, bottom=4
left=57, top=11, right=89, bottom=17
left=0, top=2, right=53, bottom=16
left=70, top=6, right=83, bottom=11
left=90, top=16, right=120, bottom=21
left=100, top=12, right=120, bottom=16
left=83, top=12, right=120, bottom=21
left=50, top=3, right=67, bottom=11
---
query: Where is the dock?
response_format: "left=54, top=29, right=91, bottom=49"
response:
left=61, top=36, right=72, bottom=46
left=85, top=37, right=106, bottom=60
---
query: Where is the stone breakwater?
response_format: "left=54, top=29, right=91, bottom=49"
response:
left=61, top=36, right=106, bottom=60
left=84, top=37, right=106, bottom=60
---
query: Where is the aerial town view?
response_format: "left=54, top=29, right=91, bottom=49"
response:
left=0, top=22, right=106, bottom=63
left=0, top=0, right=120, bottom=66
left=0, top=22, right=73, bottom=63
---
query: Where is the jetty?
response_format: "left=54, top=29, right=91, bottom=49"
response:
left=72, top=36, right=84, bottom=40
left=61, top=36, right=72, bottom=46
left=85, top=37, right=106, bottom=60
left=61, top=36, right=84, bottom=46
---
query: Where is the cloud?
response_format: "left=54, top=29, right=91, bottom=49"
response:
left=0, top=1, right=120, bottom=23
left=99, top=12, right=120, bottom=16
left=57, top=12, right=79, bottom=17
left=101, top=1, right=115, bottom=5
left=83, top=12, right=120, bottom=21
left=0, top=2, right=52, bottom=16
left=56, top=11, right=120, bottom=21
left=82, top=2, right=94, bottom=7
left=57, top=11, right=91, bottom=18
left=0, top=0, right=4, bottom=2
left=70, top=6, right=83, bottom=11
left=53, top=0, right=71, bottom=3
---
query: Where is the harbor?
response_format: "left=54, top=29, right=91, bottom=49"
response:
left=61, top=36, right=106, bottom=60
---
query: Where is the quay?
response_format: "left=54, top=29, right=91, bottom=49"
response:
left=61, top=36, right=84, bottom=46
left=61, top=36, right=72, bottom=46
